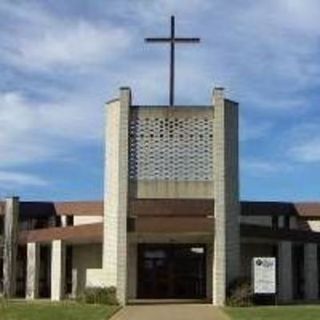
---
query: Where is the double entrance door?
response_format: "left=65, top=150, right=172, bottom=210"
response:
left=137, top=244, right=206, bottom=299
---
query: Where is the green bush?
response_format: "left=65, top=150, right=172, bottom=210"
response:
left=226, top=277, right=253, bottom=307
left=79, top=287, right=119, bottom=305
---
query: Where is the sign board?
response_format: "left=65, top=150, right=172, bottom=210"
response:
left=252, top=257, right=276, bottom=294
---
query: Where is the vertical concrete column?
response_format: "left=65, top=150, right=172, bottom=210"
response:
left=51, top=240, right=66, bottom=301
left=212, top=88, right=240, bottom=306
left=26, top=242, right=40, bottom=299
left=3, top=196, right=19, bottom=298
left=278, top=241, right=293, bottom=302
left=103, top=87, right=131, bottom=305
left=60, top=216, right=67, bottom=227
left=304, top=243, right=318, bottom=301
left=71, top=268, right=78, bottom=298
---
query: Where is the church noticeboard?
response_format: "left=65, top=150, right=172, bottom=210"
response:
left=252, top=257, right=276, bottom=294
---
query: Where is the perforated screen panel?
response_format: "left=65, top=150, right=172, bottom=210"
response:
left=129, top=111, right=213, bottom=181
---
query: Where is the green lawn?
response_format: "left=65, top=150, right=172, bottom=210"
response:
left=225, top=305, right=320, bottom=320
left=0, top=301, right=119, bottom=320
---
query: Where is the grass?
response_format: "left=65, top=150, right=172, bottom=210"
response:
left=225, top=305, right=320, bottom=320
left=0, top=301, right=120, bottom=320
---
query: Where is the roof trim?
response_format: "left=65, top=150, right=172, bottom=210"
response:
left=18, top=223, right=103, bottom=244
left=53, top=201, right=103, bottom=216
left=241, top=224, right=320, bottom=243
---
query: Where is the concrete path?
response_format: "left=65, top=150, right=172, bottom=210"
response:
left=110, top=304, right=230, bottom=320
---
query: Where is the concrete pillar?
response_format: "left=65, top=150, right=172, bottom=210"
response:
left=26, top=242, right=40, bottom=299
left=304, top=243, right=318, bottom=301
left=278, top=241, right=293, bottom=302
left=51, top=240, right=66, bottom=301
left=71, top=268, right=78, bottom=298
left=3, top=197, right=19, bottom=298
left=212, top=88, right=240, bottom=305
left=60, top=216, right=67, bottom=227
left=103, top=87, right=131, bottom=305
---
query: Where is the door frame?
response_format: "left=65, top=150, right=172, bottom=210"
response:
left=137, top=243, right=207, bottom=299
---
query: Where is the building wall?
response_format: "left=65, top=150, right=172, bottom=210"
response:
left=129, top=106, right=214, bottom=199
left=241, top=215, right=302, bottom=230
left=101, top=87, right=243, bottom=305
left=73, top=216, right=102, bottom=226
left=127, top=242, right=137, bottom=299
left=240, top=216, right=272, bottom=227
left=306, top=220, right=320, bottom=232
left=86, top=268, right=107, bottom=288
left=72, top=244, right=102, bottom=296
left=103, top=89, right=130, bottom=304
left=3, top=197, right=19, bottom=297
left=213, top=90, right=240, bottom=305
left=206, top=243, right=213, bottom=300
left=240, top=242, right=275, bottom=278
left=288, top=216, right=300, bottom=229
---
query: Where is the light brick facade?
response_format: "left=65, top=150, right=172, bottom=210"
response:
left=51, top=240, right=66, bottom=301
left=3, top=197, right=19, bottom=298
left=213, top=88, right=240, bottom=305
left=103, top=88, right=131, bottom=304
left=26, top=242, right=40, bottom=299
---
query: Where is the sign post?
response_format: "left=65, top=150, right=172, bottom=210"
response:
left=252, top=257, right=276, bottom=304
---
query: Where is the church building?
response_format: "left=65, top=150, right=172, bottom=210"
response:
left=1, top=87, right=320, bottom=306
left=1, top=17, right=320, bottom=306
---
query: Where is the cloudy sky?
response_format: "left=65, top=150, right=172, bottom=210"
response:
left=1, top=0, right=320, bottom=202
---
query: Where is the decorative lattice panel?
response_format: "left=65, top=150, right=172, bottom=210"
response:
left=129, top=116, right=213, bottom=181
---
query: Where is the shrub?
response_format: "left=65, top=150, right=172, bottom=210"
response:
left=226, top=277, right=253, bottom=307
left=79, top=287, right=119, bottom=305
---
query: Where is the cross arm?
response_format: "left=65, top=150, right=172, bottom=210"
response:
left=145, top=37, right=200, bottom=43
left=145, top=37, right=172, bottom=42
left=174, top=37, right=200, bottom=43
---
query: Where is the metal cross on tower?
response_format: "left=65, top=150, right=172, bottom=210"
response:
left=145, top=16, right=200, bottom=107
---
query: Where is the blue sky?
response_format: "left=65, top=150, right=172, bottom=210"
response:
left=1, top=0, right=320, bottom=202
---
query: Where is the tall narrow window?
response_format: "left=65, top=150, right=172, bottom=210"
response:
left=66, top=215, right=74, bottom=226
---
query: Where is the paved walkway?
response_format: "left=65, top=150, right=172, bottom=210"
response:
left=111, top=304, right=230, bottom=320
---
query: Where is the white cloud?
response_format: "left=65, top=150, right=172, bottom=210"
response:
left=290, top=138, right=320, bottom=163
left=0, top=91, right=102, bottom=167
left=195, top=0, right=320, bottom=111
left=2, top=0, right=320, bottom=107
left=0, top=171, right=47, bottom=187
left=240, top=118, right=272, bottom=141
left=241, top=158, right=292, bottom=176
left=283, top=122, right=320, bottom=163
left=277, top=0, right=320, bottom=33
left=124, top=0, right=212, bottom=25
left=0, top=0, right=320, bottom=198
left=13, top=22, right=130, bottom=71
left=0, top=2, right=131, bottom=72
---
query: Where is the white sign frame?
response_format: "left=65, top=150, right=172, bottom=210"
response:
left=252, top=257, right=276, bottom=294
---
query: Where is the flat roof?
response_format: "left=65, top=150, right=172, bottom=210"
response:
left=1, top=199, right=320, bottom=218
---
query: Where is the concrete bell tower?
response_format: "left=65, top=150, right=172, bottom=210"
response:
left=102, top=16, right=240, bottom=306
left=102, top=86, right=240, bottom=305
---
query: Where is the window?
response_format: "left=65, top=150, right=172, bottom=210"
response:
left=66, top=216, right=74, bottom=226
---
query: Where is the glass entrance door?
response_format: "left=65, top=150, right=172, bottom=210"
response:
left=138, top=244, right=206, bottom=299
